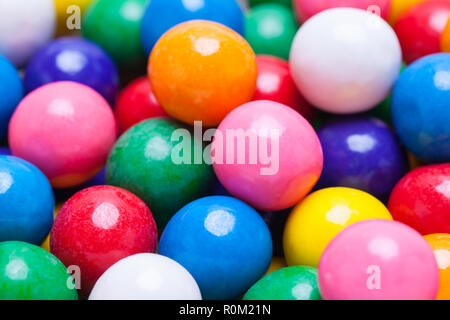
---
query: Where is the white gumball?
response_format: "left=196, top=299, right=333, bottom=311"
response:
left=289, top=8, right=402, bottom=114
left=0, top=0, right=56, bottom=67
left=89, top=253, right=202, bottom=300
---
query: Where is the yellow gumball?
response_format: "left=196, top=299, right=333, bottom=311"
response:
left=265, top=257, right=287, bottom=276
left=283, top=187, right=392, bottom=268
left=54, top=0, right=92, bottom=35
left=389, top=0, right=428, bottom=25
left=424, top=234, right=450, bottom=300
left=41, top=203, right=63, bottom=251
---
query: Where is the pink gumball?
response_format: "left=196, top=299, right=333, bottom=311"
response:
left=212, top=100, right=323, bottom=211
left=9, top=81, right=117, bottom=188
left=293, top=0, right=391, bottom=22
left=319, top=219, right=439, bottom=300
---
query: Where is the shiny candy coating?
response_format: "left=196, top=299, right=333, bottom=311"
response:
left=159, top=196, right=273, bottom=300
left=0, top=241, right=77, bottom=300
left=141, top=0, right=245, bottom=55
left=391, top=53, right=450, bottom=163
left=9, top=82, right=117, bottom=188
left=50, top=186, right=158, bottom=298
left=424, top=233, right=450, bottom=300
left=253, top=55, right=315, bottom=122
left=243, top=266, right=321, bottom=300
left=0, top=55, right=23, bottom=139
left=388, top=164, right=450, bottom=235
left=319, top=220, right=440, bottom=300
left=25, top=37, right=119, bottom=105
left=89, top=253, right=202, bottom=300
left=283, top=187, right=393, bottom=267
left=245, top=4, right=298, bottom=60
left=114, top=76, right=167, bottom=134
left=316, top=116, right=408, bottom=201
left=290, top=8, right=402, bottom=114
left=149, top=20, right=257, bottom=126
left=213, top=100, right=323, bottom=211
left=106, top=118, right=214, bottom=227
left=394, top=0, right=450, bottom=64
left=0, top=156, right=54, bottom=245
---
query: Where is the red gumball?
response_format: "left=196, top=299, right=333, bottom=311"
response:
left=253, top=55, right=315, bottom=122
left=388, top=164, right=450, bottom=235
left=50, top=186, right=158, bottom=298
left=115, top=76, right=167, bottom=134
left=394, top=0, right=450, bottom=64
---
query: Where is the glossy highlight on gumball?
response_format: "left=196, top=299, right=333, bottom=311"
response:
left=141, top=0, right=244, bottom=55
left=424, top=233, right=450, bottom=300
left=159, top=196, right=273, bottom=300
left=319, top=220, right=440, bottom=300
left=9, top=81, right=117, bottom=188
left=283, top=187, right=393, bottom=267
left=213, top=100, right=323, bottom=211
left=388, top=164, right=450, bottom=235
left=0, top=156, right=54, bottom=245
left=25, top=37, right=119, bottom=105
left=50, top=186, right=158, bottom=298
left=149, top=20, right=257, bottom=126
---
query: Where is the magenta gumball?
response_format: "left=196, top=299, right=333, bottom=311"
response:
left=212, top=100, right=323, bottom=211
left=318, top=220, right=439, bottom=300
left=9, top=81, right=117, bottom=188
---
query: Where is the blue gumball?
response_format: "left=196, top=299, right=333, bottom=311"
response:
left=316, top=116, right=408, bottom=202
left=24, top=38, right=119, bottom=105
left=159, top=196, right=272, bottom=300
left=0, top=156, right=54, bottom=245
left=0, top=55, right=23, bottom=140
left=140, top=0, right=244, bottom=55
left=0, top=147, right=11, bottom=156
left=392, top=53, right=450, bottom=163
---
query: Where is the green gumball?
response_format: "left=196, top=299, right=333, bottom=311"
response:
left=243, top=266, right=321, bottom=300
left=245, top=4, right=298, bottom=60
left=250, top=0, right=292, bottom=8
left=82, top=0, right=148, bottom=70
left=0, top=241, right=78, bottom=300
left=106, top=118, right=214, bottom=227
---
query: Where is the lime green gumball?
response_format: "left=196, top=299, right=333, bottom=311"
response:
left=245, top=4, right=298, bottom=60
left=250, top=0, right=292, bottom=8
left=0, top=241, right=78, bottom=300
left=82, top=0, right=148, bottom=69
left=243, top=266, right=321, bottom=300
left=106, top=118, right=214, bottom=228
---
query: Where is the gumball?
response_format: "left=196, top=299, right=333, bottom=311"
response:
left=82, top=0, right=147, bottom=69
left=253, top=55, right=314, bottom=121
left=394, top=0, right=450, bottom=64
left=9, top=81, right=117, bottom=188
left=159, top=196, right=272, bottom=300
left=89, top=253, right=202, bottom=300
left=115, top=77, right=167, bottom=134
left=266, top=257, right=287, bottom=275
left=389, top=0, right=428, bottom=25
left=388, top=164, right=450, bottom=235
left=50, top=186, right=158, bottom=297
left=243, top=266, right=321, bottom=300
left=316, top=116, right=407, bottom=201
left=213, top=100, right=323, bottom=211
left=391, top=53, right=450, bottom=163
left=0, top=156, right=54, bottom=245
left=25, top=38, right=119, bottom=105
left=41, top=203, right=63, bottom=252
left=0, top=0, right=55, bottom=67
left=0, top=55, right=23, bottom=139
left=0, top=241, right=77, bottom=300
left=149, top=20, right=257, bottom=126
left=293, top=0, right=391, bottom=22
left=319, top=220, right=440, bottom=300
left=245, top=4, right=298, bottom=60
left=250, top=0, right=292, bottom=7
left=54, top=0, right=92, bottom=35
left=141, top=0, right=244, bottom=55
left=283, top=187, right=392, bottom=267
left=106, top=118, right=214, bottom=227
left=0, top=147, right=11, bottom=155
left=290, top=8, right=402, bottom=114
left=424, top=234, right=450, bottom=300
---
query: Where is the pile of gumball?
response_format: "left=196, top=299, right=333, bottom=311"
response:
left=0, top=0, right=449, bottom=301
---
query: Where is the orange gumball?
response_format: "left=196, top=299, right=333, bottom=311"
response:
left=148, top=20, right=257, bottom=126
left=389, top=0, right=428, bottom=25
left=424, top=233, right=450, bottom=300
left=441, top=18, right=450, bottom=52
